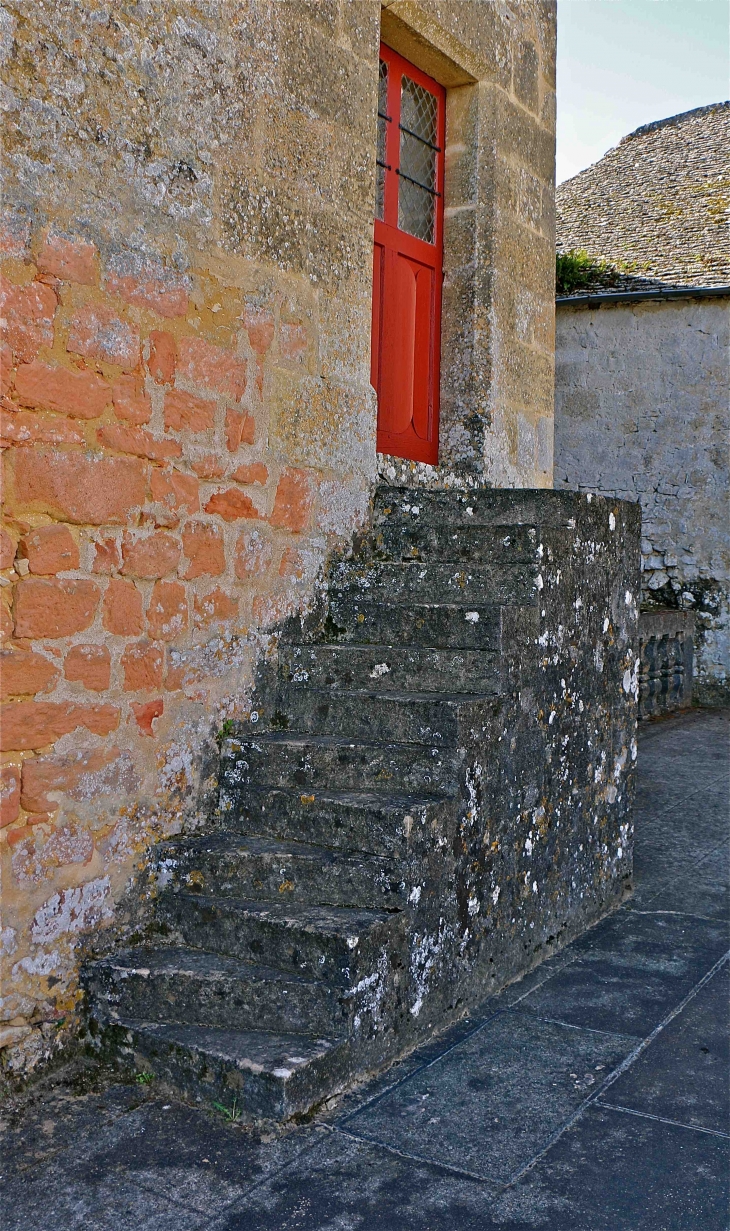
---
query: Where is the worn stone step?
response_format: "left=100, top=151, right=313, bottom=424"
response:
left=157, top=892, right=400, bottom=985
left=373, top=485, right=567, bottom=528
left=278, top=643, right=501, bottom=695
left=315, top=598, right=503, bottom=650
left=220, top=786, right=452, bottom=856
left=154, top=833, right=406, bottom=910
left=86, top=947, right=345, bottom=1036
left=220, top=733, right=460, bottom=795
left=363, top=520, right=537, bottom=564
left=113, top=1019, right=349, bottom=1121
left=274, top=687, right=493, bottom=744
left=330, top=560, right=536, bottom=606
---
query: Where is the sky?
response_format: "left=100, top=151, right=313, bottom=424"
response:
left=556, top=0, right=730, bottom=183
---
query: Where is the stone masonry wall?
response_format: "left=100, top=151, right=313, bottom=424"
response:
left=554, top=296, right=730, bottom=703
left=0, top=2, right=557, bottom=1077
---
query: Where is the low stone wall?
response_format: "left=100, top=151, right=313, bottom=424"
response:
left=639, top=609, right=694, bottom=719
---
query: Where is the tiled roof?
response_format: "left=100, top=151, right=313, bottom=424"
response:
left=556, top=102, right=730, bottom=294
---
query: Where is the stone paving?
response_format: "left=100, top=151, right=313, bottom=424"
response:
left=2, top=708, right=728, bottom=1230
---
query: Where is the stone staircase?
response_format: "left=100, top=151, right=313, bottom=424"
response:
left=84, top=484, right=638, bottom=1122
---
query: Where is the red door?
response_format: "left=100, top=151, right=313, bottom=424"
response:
left=371, top=44, right=445, bottom=465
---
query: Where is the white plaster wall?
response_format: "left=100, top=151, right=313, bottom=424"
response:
left=554, top=296, right=730, bottom=700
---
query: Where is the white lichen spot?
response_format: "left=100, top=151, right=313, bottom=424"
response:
left=536, top=574, right=544, bottom=591
left=465, top=611, right=480, bottom=624
left=346, top=936, right=359, bottom=949
left=609, top=512, right=616, bottom=531
left=492, top=886, right=501, bottom=906
left=408, top=885, right=422, bottom=906
left=467, top=895, right=480, bottom=916
left=603, top=617, right=610, bottom=633
left=370, top=662, right=391, bottom=678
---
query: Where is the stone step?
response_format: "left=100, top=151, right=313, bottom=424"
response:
left=86, top=947, right=345, bottom=1036
left=364, top=520, right=537, bottom=564
left=156, top=892, right=400, bottom=985
left=274, top=688, right=493, bottom=744
left=112, top=1019, right=349, bottom=1121
left=278, top=643, right=501, bottom=695
left=330, top=560, right=536, bottom=606
left=153, top=833, right=406, bottom=910
left=316, top=598, right=503, bottom=650
left=220, top=733, right=460, bottom=795
left=373, top=485, right=566, bottom=528
left=220, top=786, right=452, bottom=856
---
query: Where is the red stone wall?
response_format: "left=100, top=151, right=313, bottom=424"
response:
left=0, top=221, right=372, bottom=1069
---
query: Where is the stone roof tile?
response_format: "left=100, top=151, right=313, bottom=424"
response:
left=556, top=102, right=730, bottom=294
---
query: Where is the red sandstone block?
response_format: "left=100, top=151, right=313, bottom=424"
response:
left=230, top=462, right=268, bottom=486
left=121, top=531, right=180, bottom=579
left=67, top=303, right=140, bottom=370
left=19, top=524, right=79, bottom=574
left=112, top=374, right=152, bottom=426
left=14, top=577, right=100, bottom=639
left=12, top=448, right=148, bottom=524
left=279, top=322, right=307, bottom=362
left=164, top=389, right=216, bottom=433
left=224, top=407, right=255, bottom=452
left=0, top=648, right=59, bottom=699
left=279, top=546, right=306, bottom=578
left=182, top=522, right=225, bottom=579
left=0, top=409, right=86, bottom=447
left=97, top=422, right=182, bottom=464
left=131, top=697, right=164, bottom=736
left=14, top=359, right=110, bottom=419
left=92, top=536, right=122, bottom=574
left=243, top=307, right=274, bottom=357
left=269, top=468, right=313, bottom=533
left=234, top=528, right=273, bottom=578
left=0, top=764, right=20, bottom=827
left=64, top=644, right=111, bottom=691
left=194, top=586, right=238, bottom=627
left=1, top=700, right=119, bottom=751
left=0, top=275, right=56, bottom=362
left=37, top=233, right=98, bottom=285
left=192, top=455, right=225, bottom=480
left=106, top=268, right=188, bottom=319
left=205, top=489, right=259, bottom=523
left=148, top=330, right=177, bottom=385
left=20, top=745, right=120, bottom=813
left=147, top=580, right=188, bottom=641
left=0, top=527, right=16, bottom=569
left=103, top=578, right=144, bottom=636
left=150, top=467, right=199, bottom=516
left=121, top=639, right=164, bottom=691
left=178, top=337, right=247, bottom=400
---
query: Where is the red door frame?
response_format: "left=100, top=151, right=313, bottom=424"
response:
left=371, top=44, right=446, bottom=465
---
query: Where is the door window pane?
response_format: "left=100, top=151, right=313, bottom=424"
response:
left=398, top=76, right=438, bottom=243
left=375, top=58, right=389, bottom=221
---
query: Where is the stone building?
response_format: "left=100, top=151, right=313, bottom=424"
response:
left=554, top=103, right=730, bottom=712
left=1, top=2, right=638, bottom=1116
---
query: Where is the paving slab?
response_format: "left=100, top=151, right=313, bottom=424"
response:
left=604, top=960, right=730, bottom=1135
left=643, top=841, right=730, bottom=920
left=486, top=1103, right=730, bottom=1231
left=208, top=1127, right=501, bottom=1230
left=514, top=908, right=730, bottom=1036
left=340, top=1010, right=636, bottom=1183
